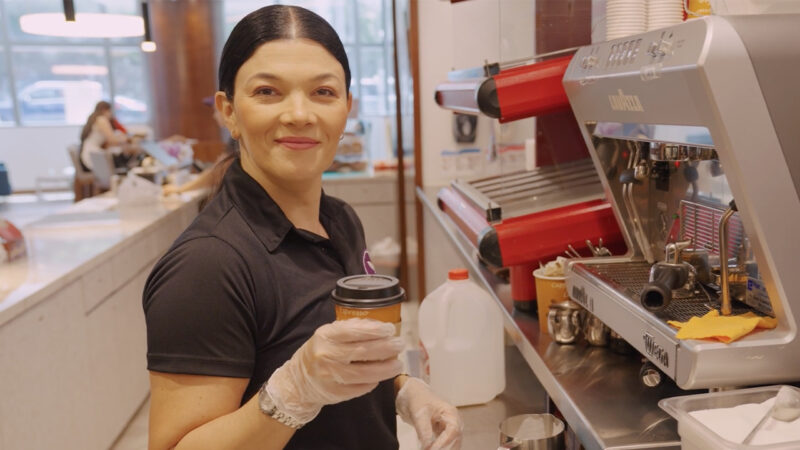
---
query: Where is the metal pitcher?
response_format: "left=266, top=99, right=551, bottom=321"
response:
left=581, top=311, right=609, bottom=347
left=498, top=413, right=565, bottom=450
left=547, top=300, right=582, bottom=344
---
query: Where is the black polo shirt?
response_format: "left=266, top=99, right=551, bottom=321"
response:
left=143, top=159, right=398, bottom=449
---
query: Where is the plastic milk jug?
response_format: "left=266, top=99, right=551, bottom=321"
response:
left=418, top=268, right=505, bottom=406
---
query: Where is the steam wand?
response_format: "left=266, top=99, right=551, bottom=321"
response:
left=718, top=200, right=738, bottom=316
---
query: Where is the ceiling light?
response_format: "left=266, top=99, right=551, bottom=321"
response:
left=140, top=1, right=156, bottom=52
left=51, top=64, right=109, bottom=76
left=63, top=0, right=75, bottom=22
left=19, top=13, right=144, bottom=38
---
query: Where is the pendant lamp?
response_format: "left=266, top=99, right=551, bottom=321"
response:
left=140, top=1, right=156, bottom=52
left=19, top=0, right=145, bottom=39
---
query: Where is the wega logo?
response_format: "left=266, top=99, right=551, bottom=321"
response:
left=643, top=332, right=669, bottom=368
left=571, top=285, right=594, bottom=312
left=608, top=89, right=644, bottom=112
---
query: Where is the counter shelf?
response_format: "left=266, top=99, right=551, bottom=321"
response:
left=419, top=186, right=685, bottom=450
left=0, top=192, right=203, bottom=450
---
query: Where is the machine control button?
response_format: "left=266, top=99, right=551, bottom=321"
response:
left=657, top=39, right=673, bottom=56
left=581, top=55, right=599, bottom=69
left=647, top=41, right=660, bottom=57
left=648, top=39, right=674, bottom=58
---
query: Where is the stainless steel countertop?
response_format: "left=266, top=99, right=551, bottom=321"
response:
left=455, top=345, right=550, bottom=449
left=418, top=187, right=685, bottom=450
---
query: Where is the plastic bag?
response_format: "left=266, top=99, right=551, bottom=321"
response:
left=117, top=173, right=161, bottom=206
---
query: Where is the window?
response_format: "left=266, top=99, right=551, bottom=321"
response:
left=12, top=46, right=109, bottom=125
left=110, top=47, right=148, bottom=124
left=0, top=49, right=13, bottom=125
left=0, top=0, right=152, bottom=126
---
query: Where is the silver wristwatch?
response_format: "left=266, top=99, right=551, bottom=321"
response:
left=258, top=384, right=305, bottom=429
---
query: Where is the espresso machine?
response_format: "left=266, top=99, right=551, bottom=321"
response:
left=562, top=14, right=800, bottom=389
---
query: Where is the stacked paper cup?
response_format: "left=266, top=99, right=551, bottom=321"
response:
left=606, top=0, right=647, bottom=40
left=647, top=0, right=685, bottom=31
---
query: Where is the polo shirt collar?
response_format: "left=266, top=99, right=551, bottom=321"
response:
left=222, top=159, right=336, bottom=252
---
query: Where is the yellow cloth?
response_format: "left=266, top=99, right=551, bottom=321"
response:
left=667, top=310, right=778, bottom=344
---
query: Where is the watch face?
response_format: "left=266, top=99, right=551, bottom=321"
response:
left=258, top=385, right=303, bottom=428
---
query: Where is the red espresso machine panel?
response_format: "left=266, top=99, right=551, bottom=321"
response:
left=436, top=159, right=625, bottom=311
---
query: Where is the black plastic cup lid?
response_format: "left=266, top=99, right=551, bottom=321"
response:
left=331, top=274, right=405, bottom=308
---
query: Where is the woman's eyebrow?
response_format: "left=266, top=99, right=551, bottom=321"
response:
left=248, top=72, right=341, bottom=83
left=248, top=72, right=281, bottom=82
left=310, top=73, right=341, bottom=83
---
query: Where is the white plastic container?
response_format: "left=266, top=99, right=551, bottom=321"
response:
left=659, top=385, right=800, bottom=449
left=418, top=268, right=505, bottom=406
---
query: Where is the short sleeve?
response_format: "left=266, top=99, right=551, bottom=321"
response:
left=343, top=203, right=367, bottom=249
left=143, top=236, right=258, bottom=378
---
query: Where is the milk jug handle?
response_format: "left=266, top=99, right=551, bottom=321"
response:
left=434, top=291, right=452, bottom=344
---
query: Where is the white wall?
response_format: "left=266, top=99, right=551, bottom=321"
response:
left=418, top=0, right=536, bottom=295
left=0, top=126, right=79, bottom=192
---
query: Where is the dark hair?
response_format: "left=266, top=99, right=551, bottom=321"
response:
left=80, top=100, right=112, bottom=142
left=218, top=5, right=351, bottom=99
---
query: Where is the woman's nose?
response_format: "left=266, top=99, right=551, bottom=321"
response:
left=280, top=92, right=315, bottom=126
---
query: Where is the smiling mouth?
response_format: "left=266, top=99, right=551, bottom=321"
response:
left=276, top=137, right=320, bottom=150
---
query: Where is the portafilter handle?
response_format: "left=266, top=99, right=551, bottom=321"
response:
left=640, top=262, right=691, bottom=312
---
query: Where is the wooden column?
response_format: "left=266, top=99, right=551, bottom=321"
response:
left=146, top=0, right=223, bottom=161
left=410, top=0, right=426, bottom=302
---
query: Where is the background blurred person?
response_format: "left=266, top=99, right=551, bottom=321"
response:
left=79, top=100, right=141, bottom=172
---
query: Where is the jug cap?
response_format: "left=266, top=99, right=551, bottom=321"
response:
left=332, top=274, right=405, bottom=308
left=448, top=268, right=469, bottom=280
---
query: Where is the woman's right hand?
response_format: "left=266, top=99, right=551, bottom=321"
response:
left=265, top=318, right=404, bottom=425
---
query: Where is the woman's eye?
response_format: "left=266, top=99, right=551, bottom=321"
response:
left=255, top=87, right=277, bottom=96
left=315, top=87, right=336, bottom=97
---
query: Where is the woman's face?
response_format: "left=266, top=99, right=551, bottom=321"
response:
left=218, top=39, right=351, bottom=189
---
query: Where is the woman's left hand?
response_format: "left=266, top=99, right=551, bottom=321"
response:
left=396, top=377, right=463, bottom=450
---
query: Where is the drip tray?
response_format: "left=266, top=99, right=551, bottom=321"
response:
left=582, top=261, right=757, bottom=323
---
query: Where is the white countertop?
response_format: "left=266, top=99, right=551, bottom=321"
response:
left=0, top=192, right=202, bottom=327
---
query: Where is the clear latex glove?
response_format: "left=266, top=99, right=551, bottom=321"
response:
left=396, top=377, right=463, bottom=450
left=266, top=318, right=404, bottom=425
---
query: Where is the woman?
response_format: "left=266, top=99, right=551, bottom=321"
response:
left=79, top=101, right=138, bottom=172
left=143, top=5, right=462, bottom=450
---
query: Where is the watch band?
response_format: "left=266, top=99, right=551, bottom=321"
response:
left=258, top=384, right=305, bottom=429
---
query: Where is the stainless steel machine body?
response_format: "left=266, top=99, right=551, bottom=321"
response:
left=562, top=15, right=800, bottom=389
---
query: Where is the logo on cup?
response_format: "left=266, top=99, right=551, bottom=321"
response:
left=362, top=250, right=376, bottom=274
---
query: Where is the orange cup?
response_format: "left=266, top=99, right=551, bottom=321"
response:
left=331, top=274, right=405, bottom=334
left=533, top=268, right=569, bottom=334
left=686, top=0, right=712, bottom=18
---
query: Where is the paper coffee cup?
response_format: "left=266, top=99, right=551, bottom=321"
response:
left=533, top=268, right=569, bottom=334
left=331, top=274, right=404, bottom=333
